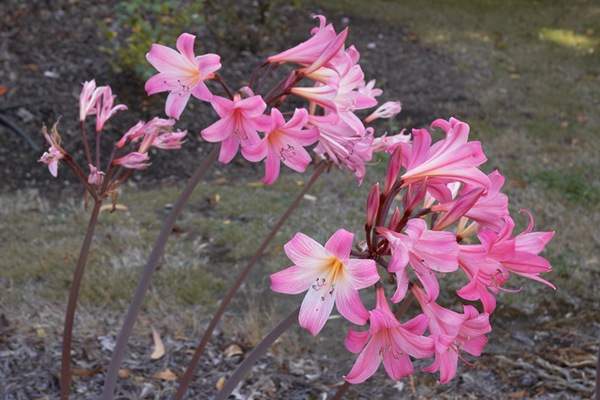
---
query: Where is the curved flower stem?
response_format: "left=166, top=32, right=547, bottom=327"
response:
left=101, top=144, right=220, bottom=400
left=331, top=381, right=351, bottom=400
left=174, top=161, right=328, bottom=400
left=214, top=306, right=300, bottom=400
left=60, top=199, right=103, bottom=400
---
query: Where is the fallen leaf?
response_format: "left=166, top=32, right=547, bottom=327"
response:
left=216, top=376, right=226, bottom=391
left=0, top=86, right=8, bottom=96
left=72, top=366, right=103, bottom=376
left=118, top=369, right=131, bottom=378
left=246, top=181, right=263, bottom=187
left=99, top=204, right=128, bottom=212
left=223, top=343, right=244, bottom=358
left=150, top=325, right=165, bottom=360
left=153, top=369, right=177, bottom=381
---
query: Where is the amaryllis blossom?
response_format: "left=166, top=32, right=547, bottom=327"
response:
left=39, top=146, right=64, bottom=177
left=201, top=94, right=270, bottom=163
left=412, top=286, right=491, bottom=384
left=242, top=108, right=319, bottom=184
left=95, top=85, right=127, bottom=132
left=309, top=114, right=374, bottom=184
left=378, top=218, right=459, bottom=302
left=432, top=170, right=509, bottom=232
left=270, top=229, right=379, bottom=336
left=79, top=80, right=103, bottom=122
left=112, top=152, right=150, bottom=170
left=364, top=101, right=402, bottom=123
left=145, top=33, right=221, bottom=119
left=268, top=15, right=344, bottom=68
left=357, top=78, right=382, bottom=99
left=87, top=164, right=104, bottom=185
left=372, top=130, right=411, bottom=153
left=400, top=118, right=490, bottom=191
left=116, top=118, right=177, bottom=150
left=457, top=212, right=554, bottom=313
left=344, top=286, right=434, bottom=384
left=151, top=129, right=188, bottom=149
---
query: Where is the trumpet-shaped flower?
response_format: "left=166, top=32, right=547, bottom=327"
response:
left=378, top=219, right=459, bottom=302
left=400, top=118, right=490, bottom=190
left=39, top=146, right=64, bottom=177
left=95, top=85, right=127, bottom=132
left=242, top=108, right=319, bottom=184
left=344, top=286, right=434, bottom=384
left=309, top=114, right=373, bottom=184
left=412, top=286, right=491, bottom=384
left=145, top=33, right=221, bottom=119
left=201, top=94, right=270, bottom=163
left=112, top=152, right=150, bottom=170
left=79, top=80, right=103, bottom=122
left=271, top=229, right=379, bottom=336
left=457, top=212, right=554, bottom=313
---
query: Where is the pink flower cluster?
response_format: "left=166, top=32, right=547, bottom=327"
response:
left=271, top=117, right=554, bottom=384
left=144, top=17, right=407, bottom=184
left=39, top=79, right=187, bottom=199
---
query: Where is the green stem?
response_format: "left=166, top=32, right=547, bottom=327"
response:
left=101, top=144, right=220, bottom=400
left=60, top=199, right=103, bottom=400
left=174, top=161, right=327, bottom=400
left=214, top=306, right=300, bottom=400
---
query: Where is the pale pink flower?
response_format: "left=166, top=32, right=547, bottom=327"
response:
left=268, top=15, right=344, bottom=68
left=39, top=146, right=64, bottom=177
left=432, top=170, right=509, bottom=232
left=372, top=130, right=411, bottom=153
left=145, top=33, right=221, bottom=119
left=344, top=286, right=434, bottom=384
left=412, top=286, right=491, bottom=384
left=271, top=229, right=379, bottom=336
left=242, top=108, right=319, bottom=184
left=87, top=164, right=104, bottom=185
left=95, top=86, right=127, bottom=132
left=400, top=118, right=490, bottom=190
left=290, top=81, right=339, bottom=112
left=364, top=101, right=402, bottom=123
left=357, top=78, right=382, bottom=99
left=457, top=212, right=555, bottom=313
left=152, top=129, right=188, bottom=149
left=79, top=80, right=103, bottom=122
left=309, top=114, right=373, bottom=184
left=112, top=152, right=150, bottom=170
left=116, top=121, right=146, bottom=149
left=378, top=219, right=459, bottom=302
left=136, top=117, right=178, bottom=153
left=201, top=94, right=270, bottom=163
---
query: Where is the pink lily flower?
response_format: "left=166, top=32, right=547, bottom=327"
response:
left=242, top=108, right=319, bottom=184
left=145, top=33, right=221, bottom=119
left=344, top=286, right=434, bottom=384
left=39, top=146, right=64, bottom=177
left=372, top=130, right=411, bottom=154
left=201, top=94, right=270, bottom=163
left=309, top=114, right=374, bottom=184
left=95, top=85, right=127, bottom=132
left=151, top=129, right=188, bottom=150
left=270, top=229, right=379, bottom=336
left=268, top=15, right=344, bottom=68
left=412, top=286, right=491, bottom=384
left=357, top=78, right=383, bottom=99
left=364, top=101, right=402, bottom=123
left=87, top=164, right=104, bottom=185
left=378, top=219, right=459, bottom=303
left=400, top=118, right=490, bottom=190
left=432, top=170, right=509, bottom=232
left=112, top=152, right=150, bottom=170
left=79, top=80, right=103, bottom=122
left=457, top=212, right=555, bottom=313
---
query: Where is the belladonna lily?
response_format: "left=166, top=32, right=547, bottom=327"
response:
left=270, top=229, right=379, bottom=336
left=412, top=285, right=491, bottom=384
left=344, top=285, right=434, bottom=384
left=378, top=218, right=459, bottom=303
left=400, top=118, right=490, bottom=191
left=145, top=33, right=221, bottom=119
left=201, top=93, right=270, bottom=163
left=242, top=108, right=319, bottom=184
